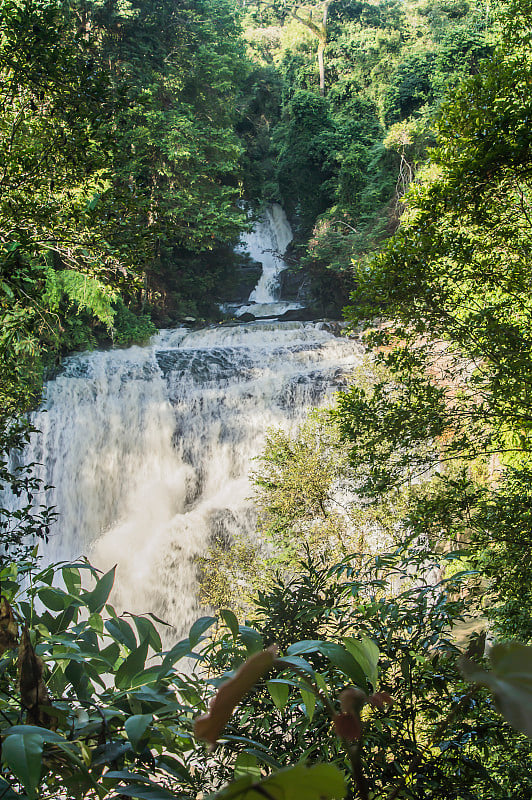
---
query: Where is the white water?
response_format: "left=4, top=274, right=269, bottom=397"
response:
left=12, top=210, right=364, bottom=635
left=24, top=322, right=362, bottom=633
left=235, top=204, right=302, bottom=318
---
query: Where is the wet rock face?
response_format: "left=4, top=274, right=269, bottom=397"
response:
left=277, top=307, right=315, bottom=322
left=278, top=267, right=310, bottom=303
left=217, top=260, right=263, bottom=304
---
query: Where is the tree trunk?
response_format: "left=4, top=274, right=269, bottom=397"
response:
left=317, top=42, right=325, bottom=95
left=289, top=1, right=332, bottom=95
left=319, top=1, right=331, bottom=96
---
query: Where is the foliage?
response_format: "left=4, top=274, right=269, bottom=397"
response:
left=0, top=419, right=56, bottom=567
left=2, top=546, right=532, bottom=800
left=111, top=301, right=157, bottom=348
left=238, top=0, right=499, bottom=313
left=0, top=0, right=250, bottom=414
left=252, top=413, right=355, bottom=563
left=461, top=642, right=532, bottom=740
left=334, top=0, right=532, bottom=642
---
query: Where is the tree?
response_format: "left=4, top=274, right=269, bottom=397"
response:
left=334, top=0, right=532, bottom=639
left=289, top=1, right=333, bottom=95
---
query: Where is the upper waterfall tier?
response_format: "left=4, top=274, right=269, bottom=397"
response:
left=20, top=321, right=362, bottom=635
left=233, top=204, right=302, bottom=318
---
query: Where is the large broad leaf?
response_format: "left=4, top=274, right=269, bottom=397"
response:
left=221, top=609, right=239, bottom=640
left=125, top=715, right=153, bottom=750
left=210, top=763, right=346, bottom=800
left=38, top=587, right=79, bottom=613
left=238, top=626, right=263, bottom=654
left=132, top=615, right=162, bottom=653
left=234, top=752, right=261, bottom=780
left=2, top=733, right=43, bottom=800
left=287, top=640, right=368, bottom=691
left=287, top=641, right=324, bottom=656
left=82, top=566, right=116, bottom=613
left=6, top=726, right=64, bottom=743
left=300, top=687, right=316, bottom=721
left=266, top=679, right=290, bottom=710
left=158, top=638, right=191, bottom=677
left=189, top=616, right=217, bottom=648
left=115, top=640, right=150, bottom=689
left=105, top=616, right=138, bottom=651
left=0, top=776, right=21, bottom=799
left=343, top=637, right=379, bottom=689
left=460, top=642, right=532, bottom=738
left=61, top=566, right=81, bottom=595
left=318, top=643, right=368, bottom=691
left=276, top=655, right=315, bottom=676
left=92, top=741, right=133, bottom=766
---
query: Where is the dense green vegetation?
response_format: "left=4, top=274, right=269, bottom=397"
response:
left=0, top=0, right=247, bottom=413
left=0, top=0, right=502, bottom=409
left=3, top=0, right=532, bottom=798
left=237, top=0, right=497, bottom=312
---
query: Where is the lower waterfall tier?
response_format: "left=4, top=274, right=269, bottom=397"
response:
left=20, top=321, right=363, bottom=634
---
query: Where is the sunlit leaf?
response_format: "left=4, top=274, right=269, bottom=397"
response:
left=125, top=714, right=153, bottom=750
left=210, top=763, right=346, bottom=800
left=115, top=640, right=149, bottom=689
left=221, top=609, right=239, bottom=639
left=82, top=566, right=116, bottom=613
left=189, top=616, right=217, bottom=648
left=267, top=679, right=290, bottom=710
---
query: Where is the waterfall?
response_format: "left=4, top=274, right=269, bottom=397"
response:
left=235, top=204, right=303, bottom=319
left=23, top=323, right=362, bottom=634
left=10, top=208, right=364, bottom=635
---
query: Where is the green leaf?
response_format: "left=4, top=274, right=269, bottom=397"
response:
left=189, top=616, right=217, bottom=648
left=2, top=733, right=43, bottom=800
left=276, top=655, right=315, bottom=675
left=125, top=714, right=153, bottom=750
left=238, top=625, right=263, bottom=654
left=6, top=726, right=65, bottom=743
left=318, top=642, right=368, bottom=691
left=211, top=763, right=346, bottom=800
left=460, top=642, right=532, bottom=738
left=287, top=641, right=368, bottom=691
left=234, top=752, right=261, bottom=780
left=158, top=638, right=191, bottom=676
left=37, top=587, right=74, bottom=612
left=132, top=615, right=162, bottom=652
left=105, top=617, right=138, bottom=651
left=241, top=748, right=282, bottom=770
left=343, top=637, right=379, bottom=689
left=82, top=566, right=116, bottom=613
left=1, top=282, right=14, bottom=299
left=115, top=640, right=150, bottom=689
left=0, top=776, right=21, bottom=799
left=221, top=609, right=239, bottom=639
left=92, top=741, right=132, bottom=766
left=267, top=679, right=290, bottom=710
left=287, top=640, right=324, bottom=656
left=62, top=566, right=81, bottom=596
left=300, top=687, right=316, bottom=721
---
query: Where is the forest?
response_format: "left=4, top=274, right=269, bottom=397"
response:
left=2, top=0, right=532, bottom=798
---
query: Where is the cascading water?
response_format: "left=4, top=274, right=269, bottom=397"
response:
left=24, top=323, right=362, bottom=634
left=14, top=209, right=364, bottom=636
left=234, top=204, right=303, bottom=319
